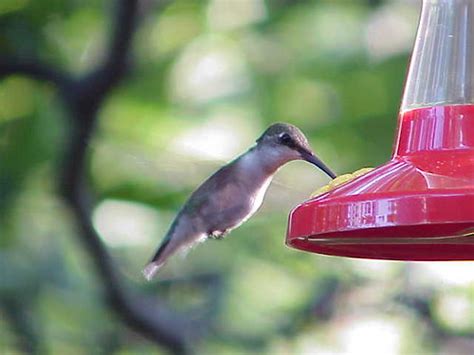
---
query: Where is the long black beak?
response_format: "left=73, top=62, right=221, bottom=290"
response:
left=300, top=150, right=337, bottom=179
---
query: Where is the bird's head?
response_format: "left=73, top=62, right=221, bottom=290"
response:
left=256, top=123, right=336, bottom=178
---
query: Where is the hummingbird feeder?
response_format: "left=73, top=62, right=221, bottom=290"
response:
left=286, top=0, right=474, bottom=261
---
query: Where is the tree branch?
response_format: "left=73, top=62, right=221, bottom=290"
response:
left=0, top=59, right=70, bottom=87
left=0, top=297, right=44, bottom=354
left=67, top=181, right=190, bottom=353
left=74, top=0, right=139, bottom=111
left=0, top=1, right=194, bottom=353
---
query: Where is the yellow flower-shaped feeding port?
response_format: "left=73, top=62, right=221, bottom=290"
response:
left=310, top=167, right=374, bottom=197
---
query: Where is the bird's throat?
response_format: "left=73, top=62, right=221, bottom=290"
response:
left=240, top=146, right=287, bottom=177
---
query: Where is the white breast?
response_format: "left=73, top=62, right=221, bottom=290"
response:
left=250, top=176, right=272, bottom=216
left=235, top=150, right=275, bottom=226
left=236, top=176, right=273, bottom=228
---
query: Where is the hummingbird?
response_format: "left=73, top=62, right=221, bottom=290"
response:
left=143, top=123, right=336, bottom=280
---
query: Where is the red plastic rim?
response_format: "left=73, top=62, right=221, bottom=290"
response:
left=286, top=105, right=474, bottom=261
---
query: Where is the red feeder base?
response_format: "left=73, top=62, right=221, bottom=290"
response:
left=286, top=105, right=474, bottom=261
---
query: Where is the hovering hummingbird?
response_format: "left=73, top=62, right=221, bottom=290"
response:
left=143, top=123, right=336, bottom=280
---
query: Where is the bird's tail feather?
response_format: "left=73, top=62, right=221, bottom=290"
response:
left=142, top=229, right=208, bottom=281
left=143, top=261, right=163, bottom=281
left=142, top=238, right=171, bottom=281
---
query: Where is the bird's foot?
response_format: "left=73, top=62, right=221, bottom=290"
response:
left=208, top=230, right=228, bottom=240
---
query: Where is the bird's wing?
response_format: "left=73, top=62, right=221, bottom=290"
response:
left=183, top=163, right=237, bottom=213
left=183, top=164, right=251, bottom=233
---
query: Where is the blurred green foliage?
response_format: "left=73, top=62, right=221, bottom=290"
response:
left=1, top=0, right=473, bottom=354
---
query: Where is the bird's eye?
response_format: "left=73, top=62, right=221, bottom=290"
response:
left=279, top=133, right=293, bottom=146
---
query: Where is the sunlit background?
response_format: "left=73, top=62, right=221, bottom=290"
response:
left=1, top=0, right=473, bottom=354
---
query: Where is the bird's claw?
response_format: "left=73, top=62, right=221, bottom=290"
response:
left=208, top=230, right=228, bottom=240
